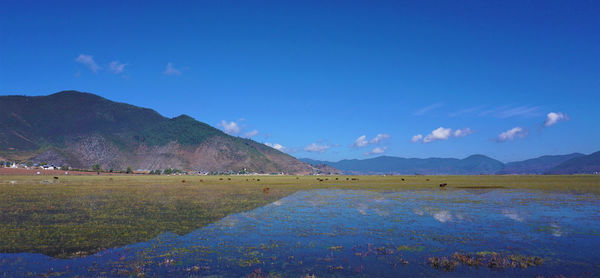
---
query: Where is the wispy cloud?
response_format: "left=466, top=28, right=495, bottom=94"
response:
left=304, top=143, right=330, bottom=153
left=353, top=134, right=390, bottom=147
left=370, top=134, right=390, bottom=144
left=75, top=54, right=100, bottom=72
left=243, top=130, right=259, bottom=138
left=265, top=142, right=286, bottom=152
left=365, top=146, right=387, bottom=156
left=495, top=106, right=541, bottom=118
left=449, top=105, right=486, bottom=117
left=450, top=105, right=542, bottom=118
left=411, top=134, right=423, bottom=142
left=164, top=62, right=181, bottom=75
left=453, top=128, right=472, bottom=138
left=412, top=127, right=472, bottom=143
left=497, top=127, right=527, bottom=142
left=109, top=61, right=127, bottom=74
left=218, top=120, right=241, bottom=135
left=544, top=112, right=569, bottom=127
left=353, top=135, right=368, bottom=147
left=413, top=102, right=444, bottom=116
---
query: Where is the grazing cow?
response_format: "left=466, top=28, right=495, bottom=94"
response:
left=181, top=180, right=185, bottom=183
left=219, top=178, right=223, bottom=180
left=439, top=183, right=447, bottom=188
left=401, top=178, right=405, bottom=181
left=199, top=179, right=203, bottom=182
left=263, top=187, right=270, bottom=194
left=228, top=178, right=231, bottom=180
left=257, top=179, right=261, bottom=181
left=53, top=176, right=59, bottom=180
left=426, top=179, right=430, bottom=181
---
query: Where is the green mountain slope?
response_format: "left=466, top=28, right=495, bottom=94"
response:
left=0, top=91, right=313, bottom=174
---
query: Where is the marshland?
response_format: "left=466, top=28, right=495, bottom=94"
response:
left=1, top=175, right=599, bottom=276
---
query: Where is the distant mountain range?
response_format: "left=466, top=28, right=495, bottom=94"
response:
left=301, top=152, right=600, bottom=175
left=0, top=91, right=315, bottom=174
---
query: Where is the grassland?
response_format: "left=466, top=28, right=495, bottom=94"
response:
left=0, top=174, right=599, bottom=258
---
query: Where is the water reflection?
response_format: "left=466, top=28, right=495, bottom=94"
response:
left=1, top=189, right=599, bottom=277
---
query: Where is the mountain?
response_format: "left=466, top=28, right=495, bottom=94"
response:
left=545, top=151, right=600, bottom=174
left=497, top=153, right=585, bottom=174
left=302, top=153, right=600, bottom=175
left=302, top=155, right=504, bottom=175
left=0, top=91, right=314, bottom=174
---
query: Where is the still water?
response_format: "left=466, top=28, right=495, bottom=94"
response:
left=1, top=189, right=599, bottom=277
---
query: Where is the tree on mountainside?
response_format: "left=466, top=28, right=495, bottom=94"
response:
left=92, top=164, right=101, bottom=171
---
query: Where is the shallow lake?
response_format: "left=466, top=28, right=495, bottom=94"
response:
left=1, top=188, right=599, bottom=277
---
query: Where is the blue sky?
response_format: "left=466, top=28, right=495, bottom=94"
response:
left=1, top=0, right=599, bottom=162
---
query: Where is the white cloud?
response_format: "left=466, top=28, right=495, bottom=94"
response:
left=497, top=127, right=527, bottom=142
left=243, top=130, right=259, bottom=138
left=109, top=61, right=127, bottom=74
left=423, top=127, right=452, bottom=143
left=413, top=102, right=444, bottom=116
left=218, top=120, right=241, bottom=135
left=411, top=134, right=423, bottom=142
left=453, top=128, right=472, bottom=137
left=304, top=143, right=330, bottom=153
left=412, top=127, right=472, bottom=143
left=164, top=62, right=181, bottom=75
left=353, top=134, right=390, bottom=147
left=353, top=135, right=368, bottom=147
left=366, top=146, right=387, bottom=156
left=369, top=134, right=390, bottom=144
left=544, top=112, right=568, bottom=127
left=265, top=142, right=286, bottom=152
left=75, top=54, right=100, bottom=72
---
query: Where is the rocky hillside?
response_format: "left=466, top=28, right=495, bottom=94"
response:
left=0, top=91, right=314, bottom=174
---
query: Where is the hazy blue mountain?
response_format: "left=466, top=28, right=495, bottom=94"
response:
left=546, top=151, right=600, bottom=174
left=302, top=155, right=504, bottom=175
left=497, top=153, right=585, bottom=174
left=302, top=153, right=599, bottom=175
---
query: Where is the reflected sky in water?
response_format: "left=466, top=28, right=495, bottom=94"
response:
left=1, top=189, right=599, bottom=277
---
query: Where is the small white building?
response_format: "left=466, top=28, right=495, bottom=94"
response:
left=42, top=165, right=56, bottom=170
